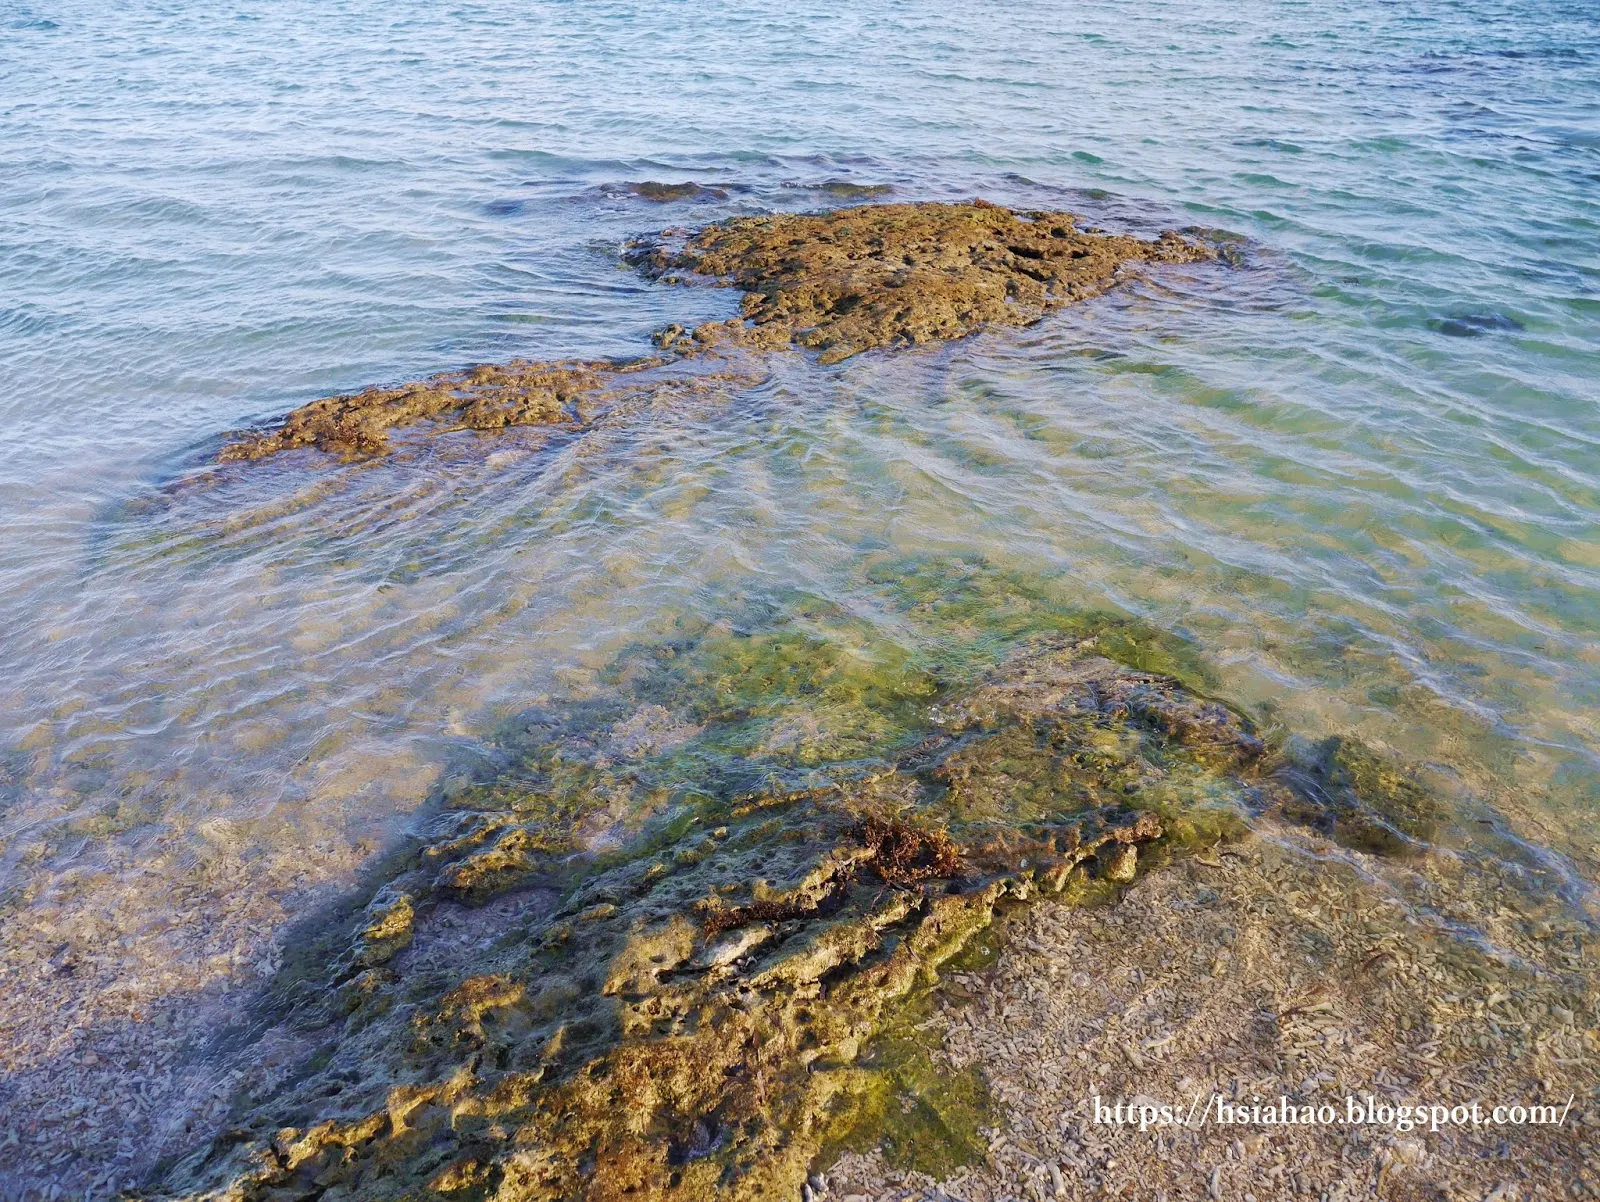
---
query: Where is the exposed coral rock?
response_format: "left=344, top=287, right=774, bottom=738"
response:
left=634, top=200, right=1212, bottom=363
left=220, top=201, right=1211, bottom=460
left=219, top=359, right=614, bottom=460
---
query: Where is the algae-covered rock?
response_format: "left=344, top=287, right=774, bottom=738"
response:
left=220, top=360, right=613, bottom=460
left=799, top=181, right=895, bottom=200
left=621, top=181, right=731, bottom=203
left=634, top=200, right=1213, bottom=363
left=1275, top=734, right=1443, bottom=854
left=144, top=569, right=1450, bottom=1202
left=148, top=637, right=1273, bottom=1202
left=220, top=201, right=1212, bottom=460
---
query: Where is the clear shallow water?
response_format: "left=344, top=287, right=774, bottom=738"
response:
left=1, top=0, right=1599, bottom=1187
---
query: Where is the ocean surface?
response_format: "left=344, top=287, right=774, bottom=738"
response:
left=1, top=0, right=1598, bottom=1191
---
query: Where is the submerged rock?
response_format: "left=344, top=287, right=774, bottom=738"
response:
left=621, top=181, right=731, bottom=203
left=794, top=180, right=895, bottom=199
left=1277, top=733, right=1443, bottom=854
left=142, top=606, right=1441, bottom=1202
left=146, top=641, right=1257, bottom=1200
left=219, top=201, right=1212, bottom=460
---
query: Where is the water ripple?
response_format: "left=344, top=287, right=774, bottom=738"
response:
left=0, top=6, right=1597, bottom=1177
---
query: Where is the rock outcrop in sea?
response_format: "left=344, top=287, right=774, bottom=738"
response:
left=148, top=563, right=1469, bottom=1201
left=219, top=201, right=1211, bottom=461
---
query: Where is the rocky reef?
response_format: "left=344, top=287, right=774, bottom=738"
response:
left=219, top=201, right=1212, bottom=461
left=619, top=181, right=732, bottom=203
left=144, top=558, right=1452, bottom=1202
left=219, top=360, right=616, bottom=461
left=633, top=200, right=1210, bottom=363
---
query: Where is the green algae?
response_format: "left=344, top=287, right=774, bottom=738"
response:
left=604, top=621, right=943, bottom=770
left=816, top=990, right=997, bottom=1180
left=579, top=553, right=1224, bottom=784
left=862, top=551, right=1219, bottom=692
left=1278, top=734, right=1443, bottom=854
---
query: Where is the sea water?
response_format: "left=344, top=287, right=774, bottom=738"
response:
left=1, top=0, right=1597, bottom=1191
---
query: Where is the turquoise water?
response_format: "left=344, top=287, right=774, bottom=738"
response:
left=1, top=0, right=1598, bottom=1190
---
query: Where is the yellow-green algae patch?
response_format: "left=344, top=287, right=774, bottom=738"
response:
left=861, top=551, right=1220, bottom=692
left=813, top=985, right=997, bottom=1181
left=219, top=201, right=1213, bottom=461
left=812, top=857, right=1129, bottom=1187
left=142, top=568, right=1457, bottom=1202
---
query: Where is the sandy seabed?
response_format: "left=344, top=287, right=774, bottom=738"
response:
left=824, top=825, right=1597, bottom=1202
